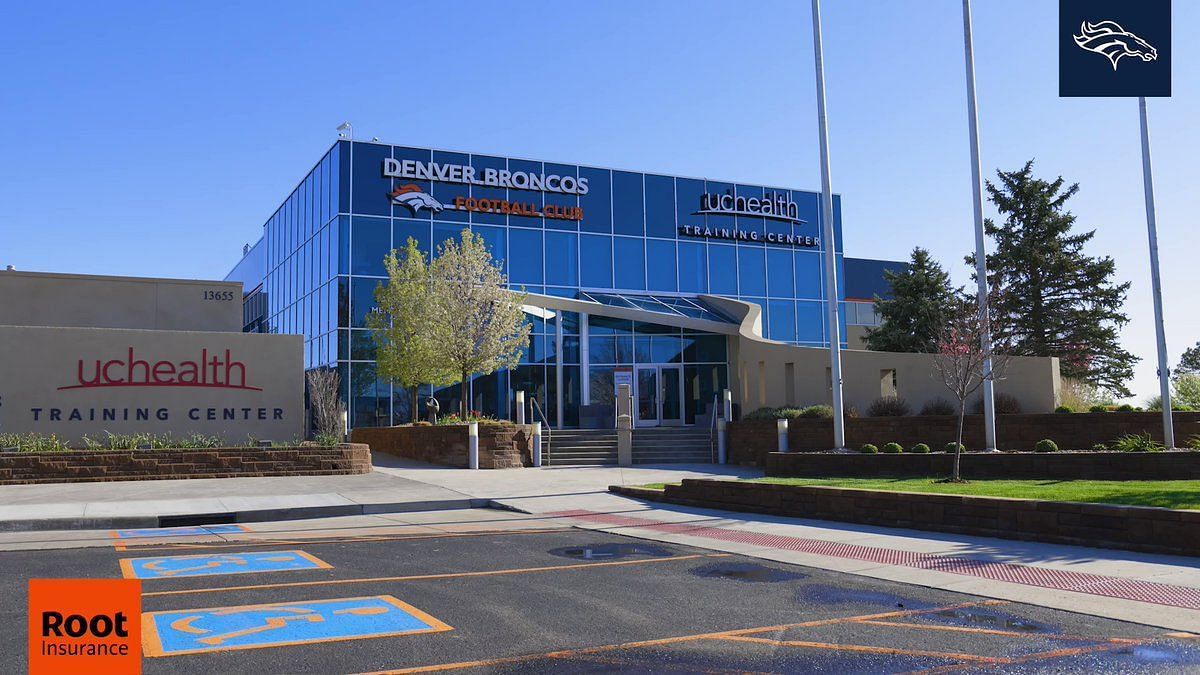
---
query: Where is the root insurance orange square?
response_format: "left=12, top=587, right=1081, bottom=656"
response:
left=28, top=579, right=141, bottom=675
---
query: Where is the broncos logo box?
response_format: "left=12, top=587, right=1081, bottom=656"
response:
left=1059, top=0, right=1170, bottom=97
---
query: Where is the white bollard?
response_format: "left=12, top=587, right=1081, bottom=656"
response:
left=532, top=422, right=542, bottom=467
left=468, top=422, right=479, bottom=469
left=515, top=391, right=526, bottom=425
left=723, top=389, right=733, bottom=422
left=777, top=418, right=789, bottom=453
left=717, top=417, right=728, bottom=464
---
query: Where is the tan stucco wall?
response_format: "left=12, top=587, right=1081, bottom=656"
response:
left=703, top=295, right=1061, bottom=415
left=0, top=270, right=242, bottom=332
left=0, top=325, right=303, bottom=444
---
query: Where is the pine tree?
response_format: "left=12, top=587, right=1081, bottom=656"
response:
left=865, top=247, right=961, bottom=353
left=969, top=160, right=1138, bottom=396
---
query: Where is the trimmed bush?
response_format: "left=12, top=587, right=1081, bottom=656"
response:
left=745, top=407, right=782, bottom=420
left=1188, top=435, right=1200, bottom=451
left=1088, top=405, right=1108, bottom=413
left=1092, top=443, right=1108, bottom=452
left=844, top=405, right=860, bottom=419
left=868, top=396, right=911, bottom=417
left=1117, top=403, right=1136, bottom=412
left=881, top=442, right=904, bottom=454
left=858, top=443, right=879, bottom=454
left=909, top=443, right=931, bottom=454
left=799, top=405, right=834, bottom=419
left=944, top=442, right=966, bottom=453
left=1055, top=405, right=1074, bottom=414
left=919, top=398, right=956, bottom=416
left=972, top=392, right=1022, bottom=414
left=1111, top=432, right=1165, bottom=453
left=1034, top=439, right=1059, bottom=453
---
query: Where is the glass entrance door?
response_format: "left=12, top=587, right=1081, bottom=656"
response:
left=635, top=365, right=685, bottom=427
left=635, top=367, right=659, bottom=427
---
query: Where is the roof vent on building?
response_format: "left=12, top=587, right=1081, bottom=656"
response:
left=4, top=265, right=13, bottom=271
left=243, top=243, right=251, bottom=256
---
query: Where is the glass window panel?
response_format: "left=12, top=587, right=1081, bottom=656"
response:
left=634, top=321, right=680, bottom=335
left=613, top=237, right=645, bottom=290
left=337, top=276, right=350, bottom=328
left=508, top=158, right=544, bottom=228
left=734, top=184, right=765, bottom=234
left=335, top=216, right=349, bottom=275
left=508, top=228, right=544, bottom=285
left=334, top=141, right=348, bottom=214
left=351, top=216, right=390, bottom=276
left=707, top=244, right=737, bottom=295
left=767, top=248, right=794, bottom=298
left=432, top=222, right=465, bottom=257
left=351, top=329, right=377, bottom=360
left=651, top=335, right=685, bottom=363
left=634, top=335, right=652, bottom=363
left=644, top=174, right=675, bottom=238
left=589, top=367, right=615, bottom=406
left=562, top=336, right=580, bottom=364
left=472, top=224, right=506, bottom=274
left=544, top=230, right=578, bottom=286
left=579, top=167, right=612, bottom=233
left=678, top=241, right=706, bottom=294
left=431, top=150, right=469, bottom=223
left=737, top=246, right=766, bottom=296
left=351, top=277, right=384, bottom=328
left=675, top=177, right=706, bottom=233
left=797, top=300, right=824, bottom=342
left=553, top=310, right=580, bottom=334
left=562, top=365, right=581, bottom=427
left=543, top=162, right=578, bottom=231
left=767, top=300, right=797, bottom=342
left=611, top=171, right=644, bottom=236
left=795, top=251, right=822, bottom=299
left=588, top=335, right=616, bottom=364
left=579, top=234, right=612, bottom=288
left=587, top=315, right=632, bottom=335
left=646, top=239, right=677, bottom=292
left=350, top=142, right=391, bottom=217
left=470, top=154, right=507, bottom=226
left=704, top=180, right=735, bottom=231
left=686, top=334, right=727, bottom=362
left=393, top=219, right=431, bottom=257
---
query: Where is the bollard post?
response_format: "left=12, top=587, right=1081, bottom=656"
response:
left=722, top=389, right=733, bottom=423
left=777, top=418, right=789, bottom=453
left=468, top=422, right=479, bottom=469
left=717, top=416, right=728, bottom=464
left=340, top=410, right=349, bottom=442
left=616, top=383, right=633, bottom=466
left=532, top=422, right=542, bottom=467
left=515, top=391, right=526, bottom=425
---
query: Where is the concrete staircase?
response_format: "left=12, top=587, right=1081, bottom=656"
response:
left=632, top=428, right=714, bottom=464
left=544, top=429, right=618, bottom=466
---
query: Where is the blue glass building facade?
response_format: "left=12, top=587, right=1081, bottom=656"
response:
left=228, top=140, right=888, bottom=428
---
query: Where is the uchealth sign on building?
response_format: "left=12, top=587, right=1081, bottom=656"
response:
left=0, top=326, right=303, bottom=444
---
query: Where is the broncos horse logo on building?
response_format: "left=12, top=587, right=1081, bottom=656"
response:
left=389, top=184, right=444, bottom=214
left=1073, top=20, right=1158, bottom=71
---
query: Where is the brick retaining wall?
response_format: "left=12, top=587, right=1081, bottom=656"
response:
left=730, top=412, right=1200, bottom=466
left=766, top=450, right=1200, bottom=480
left=0, top=444, right=371, bottom=485
left=619, top=478, right=1200, bottom=557
left=352, top=424, right=534, bottom=469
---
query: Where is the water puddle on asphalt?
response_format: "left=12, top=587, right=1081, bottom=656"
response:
left=547, top=543, right=675, bottom=561
left=795, top=584, right=932, bottom=610
left=933, top=607, right=1053, bottom=633
left=689, top=562, right=808, bottom=583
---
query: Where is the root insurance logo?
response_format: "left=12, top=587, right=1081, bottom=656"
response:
left=28, top=579, right=141, bottom=674
left=1059, top=0, right=1171, bottom=97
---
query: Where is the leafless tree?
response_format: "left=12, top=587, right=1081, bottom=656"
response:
left=933, top=290, right=1013, bottom=481
left=307, top=368, right=345, bottom=443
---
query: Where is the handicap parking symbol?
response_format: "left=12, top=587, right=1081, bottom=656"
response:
left=142, top=595, right=451, bottom=656
left=121, top=550, right=331, bottom=579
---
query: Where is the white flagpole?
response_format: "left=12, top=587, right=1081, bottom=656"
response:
left=962, top=0, right=998, bottom=451
left=1138, top=96, right=1175, bottom=448
left=811, top=0, right=846, bottom=451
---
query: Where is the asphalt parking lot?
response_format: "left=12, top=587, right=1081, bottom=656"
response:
left=3, top=509, right=1200, bottom=673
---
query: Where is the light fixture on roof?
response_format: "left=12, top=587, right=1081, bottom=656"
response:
left=336, top=121, right=352, bottom=140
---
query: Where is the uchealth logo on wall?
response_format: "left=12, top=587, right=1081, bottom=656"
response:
left=28, top=579, right=142, bottom=674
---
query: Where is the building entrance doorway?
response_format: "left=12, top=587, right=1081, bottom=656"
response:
left=634, top=365, right=684, bottom=427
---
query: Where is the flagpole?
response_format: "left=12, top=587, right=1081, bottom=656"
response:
left=811, top=0, right=846, bottom=451
left=1138, top=96, right=1175, bottom=448
left=962, top=0, right=998, bottom=451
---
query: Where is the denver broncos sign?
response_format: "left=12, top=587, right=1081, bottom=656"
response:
left=1073, top=21, right=1158, bottom=70
left=389, top=184, right=583, bottom=221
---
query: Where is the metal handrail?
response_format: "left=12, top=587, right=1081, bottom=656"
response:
left=529, top=395, right=552, bottom=465
left=708, top=393, right=720, bottom=463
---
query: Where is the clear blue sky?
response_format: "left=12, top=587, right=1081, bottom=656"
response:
left=2, top=1, right=1195, bottom=403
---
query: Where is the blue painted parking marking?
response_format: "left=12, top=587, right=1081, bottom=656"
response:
left=142, top=595, right=452, bottom=656
left=112, top=524, right=248, bottom=539
left=120, top=550, right=331, bottom=579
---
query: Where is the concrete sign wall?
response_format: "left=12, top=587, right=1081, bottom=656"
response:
left=0, top=326, right=303, bottom=445
left=0, top=270, right=242, bottom=332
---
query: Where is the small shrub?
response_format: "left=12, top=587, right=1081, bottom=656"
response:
left=868, top=396, right=911, bottom=417
left=1055, top=405, right=1074, bottom=414
left=909, top=443, right=931, bottom=454
left=944, top=441, right=966, bottom=453
left=1117, top=403, right=1135, bottom=412
left=1088, top=405, right=1108, bottom=413
left=919, top=398, right=956, bottom=416
left=799, top=405, right=834, bottom=419
left=745, top=407, right=782, bottom=421
left=1092, top=443, right=1108, bottom=452
left=858, top=443, right=878, bottom=454
left=313, top=432, right=342, bottom=447
left=413, top=421, right=432, bottom=426
left=844, top=405, right=860, bottom=419
left=881, top=442, right=904, bottom=454
left=1110, top=432, right=1165, bottom=453
left=775, top=407, right=805, bottom=419
left=0, top=433, right=72, bottom=452
left=972, top=392, right=1022, bottom=414
left=1034, top=439, right=1059, bottom=453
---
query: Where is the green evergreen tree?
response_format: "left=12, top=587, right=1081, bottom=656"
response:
left=865, top=247, right=961, bottom=353
left=969, top=161, right=1138, bottom=396
left=1177, top=342, right=1200, bottom=377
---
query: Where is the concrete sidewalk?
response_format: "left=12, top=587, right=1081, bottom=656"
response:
left=0, top=471, right=481, bottom=531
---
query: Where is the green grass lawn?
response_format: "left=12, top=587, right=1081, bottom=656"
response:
left=745, top=477, right=1200, bottom=510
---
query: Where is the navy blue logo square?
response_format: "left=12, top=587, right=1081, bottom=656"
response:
left=1059, top=0, right=1171, bottom=97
